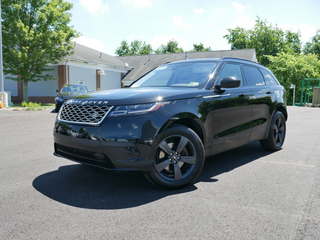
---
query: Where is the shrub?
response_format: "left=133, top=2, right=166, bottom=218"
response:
left=33, top=102, right=41, bottom=107
left=20, top=101, right=42, bottom=109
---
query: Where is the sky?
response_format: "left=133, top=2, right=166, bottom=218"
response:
left=67, top=0, right=320, bottom=56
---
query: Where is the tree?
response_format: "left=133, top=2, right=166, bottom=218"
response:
left=2, top=0, right=79, bottom=102
left=115, top=39, right=153, bottom=56
left=285, top=31, right=302, bottom=54
left=155, top=39, right=184, bottom=54
left=267, top=52, right=320, bottom=105
left=115, top=40, right=131, bottom=56
left=303, top=29, right=320, bottom=59
left=190, top=43, right=212, bottom=52
left=224, top=17, right=302, bottom=65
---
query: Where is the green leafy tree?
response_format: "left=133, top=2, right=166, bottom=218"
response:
left=267, top=53, right=320, bottom=105
left=224, top=17, right=302, bottom=65
left=285, top=31, right=302, bottom=54
left=190, top=43, right=212, bottom=52
left=2, top=0, right=79, bottom=102
left=115, top=40, right=131, bottom=56
left=115, top=39, right=153, bottom=56
left=139, top=42, right=153, bottom=55
left=303, top=29, right=320, bottom=59
left=155, top=39, right=184, bottom=54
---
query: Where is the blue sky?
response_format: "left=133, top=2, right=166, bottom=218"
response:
left=67, top=0, right=319, bottom=56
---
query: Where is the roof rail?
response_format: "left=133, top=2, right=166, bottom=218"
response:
left=221, top=57, right=261, bottom=65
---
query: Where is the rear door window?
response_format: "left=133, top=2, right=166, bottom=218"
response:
left=243, top=65, right=266, bottom=86
left=259, top=68, right=279, bottom=86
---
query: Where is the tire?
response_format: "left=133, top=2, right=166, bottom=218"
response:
left=145, top=124, right=205, bottom=189
left=260, top=111, right=286, bottom=151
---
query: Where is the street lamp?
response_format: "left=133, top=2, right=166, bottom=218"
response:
left=290, top=84, right=295, bottom=106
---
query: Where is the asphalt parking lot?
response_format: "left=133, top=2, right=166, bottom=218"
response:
left=1, top=106, right=320, bottom=239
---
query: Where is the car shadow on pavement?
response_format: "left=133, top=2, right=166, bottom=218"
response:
left=197, top=141, right=275, bottom=183
left=33, top=141, right=275, bottom=210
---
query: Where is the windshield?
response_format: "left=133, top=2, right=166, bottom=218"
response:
left=61, top=85, right=88, bottom=93
left=131, top=61, right=218, bottom=88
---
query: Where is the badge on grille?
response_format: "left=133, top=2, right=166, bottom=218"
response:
left=91, top=113, right=99, bottom=118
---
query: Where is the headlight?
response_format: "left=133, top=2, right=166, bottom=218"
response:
left=109, top=102, right=170, bottom=117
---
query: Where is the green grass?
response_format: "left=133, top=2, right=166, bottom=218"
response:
left=10, top=102, right=55, bottom=111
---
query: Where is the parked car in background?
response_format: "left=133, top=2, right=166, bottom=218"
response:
left=53, top=58, right=287, bottom=189
left=55, top=84, right=90, bottom=111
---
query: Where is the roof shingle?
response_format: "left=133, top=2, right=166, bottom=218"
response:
left=69, top=43, right=129, bottom=69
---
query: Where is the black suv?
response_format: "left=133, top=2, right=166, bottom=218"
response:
left=53, top=58, right=287, bottom=189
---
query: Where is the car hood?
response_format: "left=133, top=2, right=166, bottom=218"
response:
left=70, top=87, right=210, bottom=105
left=57, top=92, right=88, bottom=98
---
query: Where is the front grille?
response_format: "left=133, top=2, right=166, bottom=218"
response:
left=58, top=103, right=113, bottom=125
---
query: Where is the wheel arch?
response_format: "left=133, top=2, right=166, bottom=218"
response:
left=276, top=106, right=288, bottom=121
left=171, top=118, right=205, bottom=143
left=157, top=113, right=206, bottom=145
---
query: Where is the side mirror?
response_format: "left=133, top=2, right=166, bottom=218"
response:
left=56, top=89, right=59, bottom=92
left=216, top=76, right=241, bottom=89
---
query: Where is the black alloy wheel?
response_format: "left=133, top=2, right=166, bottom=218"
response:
left=260, top=111, right=286, bottom=151
left=145, top=124, right=205, bottom=189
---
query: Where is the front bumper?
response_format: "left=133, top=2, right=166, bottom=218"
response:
left=53, top=112, right=168, bottom=172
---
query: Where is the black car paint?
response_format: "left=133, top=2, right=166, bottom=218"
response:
left=54, top=58, right=287, bottom=173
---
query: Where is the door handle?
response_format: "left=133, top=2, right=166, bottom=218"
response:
left=266, top=91, right=272, bottom=94
left=239, top=94, right=245, bottom=97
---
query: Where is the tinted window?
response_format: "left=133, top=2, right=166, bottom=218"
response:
left=61, top=85, right=88, bottom=92
left=259, top=68, right=279, bottom=86
left=243, top=65, right=265, bottom=86
left=217, top=63, right=243, bottom=86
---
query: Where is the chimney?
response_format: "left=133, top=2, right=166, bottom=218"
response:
left=100, top=52, right=102, bottom=58
left=185, top=51, right=188, bottom=60
left=74, top=41, right=76, bottom=46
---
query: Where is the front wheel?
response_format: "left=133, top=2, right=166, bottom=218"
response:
left=260, top=111, right=286, bottom=151
left=145, top=125, right=205, bottom=189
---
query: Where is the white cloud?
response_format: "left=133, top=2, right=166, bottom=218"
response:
left=278, top=23, right=318, bottom=44
left=80, top=0, right=109, bottom=14
left=173, top=16, right=194, bottom=29
left=151, top=35, right=187, bottom=50
left=232, top=1, right=252, bottom=16
left=227, top=15, right=255, bottom=30
left=173, top=16, right=184, bottom=27
left=74, top=36, right=107, bottom=53
left=194, top=8, right=204, bottom=14
left=130, top=35, right=146, bottom=40
left=223, top=2, right=255, bottom=34
left=213, top=8, right=222, bottom=12
left=123, top=0, right=153, bottom=8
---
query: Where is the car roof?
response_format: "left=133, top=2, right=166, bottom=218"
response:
left=166, top=57, right=265, bottom=68
left=62, top=84, right=88, bottom=87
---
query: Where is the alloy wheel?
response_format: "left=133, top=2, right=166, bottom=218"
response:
left=155, top=135, right=197, bottom=182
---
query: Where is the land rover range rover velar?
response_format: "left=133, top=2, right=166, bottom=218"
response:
left=53, top=58, right=287, bottom=189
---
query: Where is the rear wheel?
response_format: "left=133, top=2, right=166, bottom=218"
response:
left=145, top=125, right=205, bottom=189
left=260, top=111, right=286, bottom=151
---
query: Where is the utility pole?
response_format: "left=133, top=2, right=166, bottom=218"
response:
left=0, top=2, right=4, bottom=106
left=290, top=84, right=295, bottom=106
